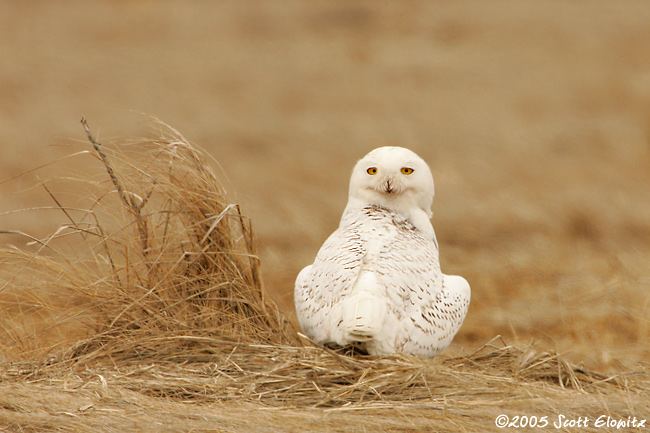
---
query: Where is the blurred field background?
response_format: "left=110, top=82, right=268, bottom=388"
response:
left=1, top=1, right=649, bottom=431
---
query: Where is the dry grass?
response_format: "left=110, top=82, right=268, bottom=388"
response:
left=0, top=122, right=648, bottom=432
left=0, top=119, right=296, bottom=362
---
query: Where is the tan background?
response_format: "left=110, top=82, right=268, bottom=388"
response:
left=1, top=1, right=649, bottom=370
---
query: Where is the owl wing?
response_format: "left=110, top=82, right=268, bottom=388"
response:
left=294, top=217, right=366, bottom=344
left=368, top=211, right=445, bottom=355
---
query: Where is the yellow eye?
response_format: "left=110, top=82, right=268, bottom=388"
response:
left=401, top=167, right=414, bottom=175
left=367, top=167, right=378, bottom=175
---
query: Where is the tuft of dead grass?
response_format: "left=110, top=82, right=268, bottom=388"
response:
left=0, top=118, right=296, bottom=362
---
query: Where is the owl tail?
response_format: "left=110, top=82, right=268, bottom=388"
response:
left=341, top=272, right=387, bottom=342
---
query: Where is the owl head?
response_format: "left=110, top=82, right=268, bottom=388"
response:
left=347, top=146, right=435, bottom=219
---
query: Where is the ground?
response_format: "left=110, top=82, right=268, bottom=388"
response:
left=1, top=2, right=649, bottom=432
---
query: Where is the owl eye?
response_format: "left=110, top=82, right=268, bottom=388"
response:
left=367, top=167, right=378, bottom=175
left=401, top=167, right=414, bottom=175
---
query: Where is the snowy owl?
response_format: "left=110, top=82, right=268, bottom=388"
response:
left=294, top=146, right=470, bottom=357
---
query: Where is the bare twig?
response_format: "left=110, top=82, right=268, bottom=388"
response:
left=81, top=117, right=131, bottom=212
left=81, top=117, right=150, bottom=255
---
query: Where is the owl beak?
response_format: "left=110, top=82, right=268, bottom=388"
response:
left=385, top=179, right=394, bottom=194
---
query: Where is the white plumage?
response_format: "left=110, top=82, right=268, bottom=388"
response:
left=294, top=146, right=470, bottom=357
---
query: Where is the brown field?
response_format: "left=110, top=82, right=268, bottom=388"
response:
left=1, top=1, right=649, bottom=432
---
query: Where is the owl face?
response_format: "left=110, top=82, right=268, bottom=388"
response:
left=348, top=147, right=434, bottom=216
